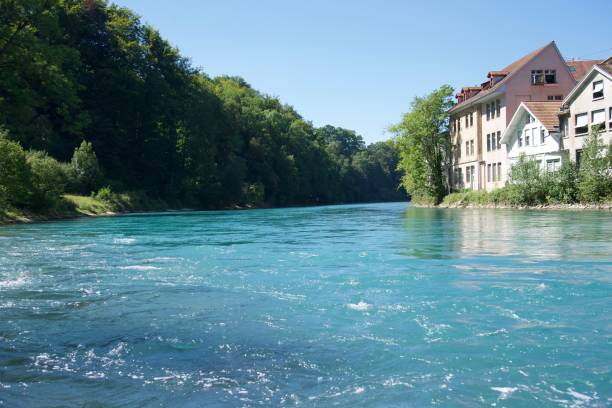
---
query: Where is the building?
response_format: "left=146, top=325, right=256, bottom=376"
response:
left=501, top=101, right=564, bottom=172
left=559, top=57, right=612, bottom=163
left=449, top=42, right=594, bottom=191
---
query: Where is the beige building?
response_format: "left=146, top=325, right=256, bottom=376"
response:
left=449, top=42, right=595, bottom=191
left=559, top=57, right=612, bottom=163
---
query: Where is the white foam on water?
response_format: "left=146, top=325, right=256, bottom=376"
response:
left=353, top=386, right=365, bottom=394
left=477, top=328, right=508, bottom=337
left=0, top=275, right=30, bottom=288
left=567, top=389, right=593, bottom=402
left=492, top=387, right=518, bottom=400
left=113, top=237, right=135, bottom=244
left=346, top=301, right=372, bottom=311
left=119, top=265, right=160, bottom=271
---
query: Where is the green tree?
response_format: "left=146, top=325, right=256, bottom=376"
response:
left=68, top=140, right=103, bottom=194
left=391, top=85, right=454, bottom=204
left=0, top=130, right=31, bottom=207
left=577, top=127, right=612, bottom=203
left=25, top=150, right=67, bottom=209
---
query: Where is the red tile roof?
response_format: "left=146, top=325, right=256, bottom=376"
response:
left=450, top=42, right=555, bottom=113
left=523, top=101, right=562, bottom=132
left=566, top=59, right=603, bottom=81
left=596, top=57, right=612, bottom=77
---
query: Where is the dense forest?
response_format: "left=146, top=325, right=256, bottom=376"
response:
left=0, top=0, right=406, bottom=215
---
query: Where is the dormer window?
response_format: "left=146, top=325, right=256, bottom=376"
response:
left=593, top=80, right=604, bottom=99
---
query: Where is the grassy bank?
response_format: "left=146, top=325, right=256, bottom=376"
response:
left=430, top=189, right=612, bottom=210
left=0, top=191, right=168, bottom=225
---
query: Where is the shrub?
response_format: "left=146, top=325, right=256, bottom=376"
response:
left=243, top=182, right=265, bottom=206
left=577, top=128, right=612, bottom=203
left=508, top=154, right=547, bottom=205
left=0, top=130, right=31, bottom=207
left=543, top=154, right=578, bottom=204
left=26, top=150, right=67, bottom=210
left=68, top=141, right=103, bottom=194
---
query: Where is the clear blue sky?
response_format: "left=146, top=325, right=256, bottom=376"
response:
left=112, top=0, right=611, bottom=144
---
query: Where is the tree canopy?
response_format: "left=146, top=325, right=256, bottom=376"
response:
left=391, top=85, right=454, bottom=204
left=0, top=0, right=407, bottom=212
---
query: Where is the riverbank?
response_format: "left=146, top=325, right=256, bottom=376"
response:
left=414, top=202, right=612, bottom=210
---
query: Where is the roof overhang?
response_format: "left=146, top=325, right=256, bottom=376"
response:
left=561, top=65, right=612, bottom=109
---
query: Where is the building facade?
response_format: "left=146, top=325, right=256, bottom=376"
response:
left=501, top=101, right=564, bottom=172
left=449, top=42, right=591, bottom=191
left=559, top=57, right=612, bottom=163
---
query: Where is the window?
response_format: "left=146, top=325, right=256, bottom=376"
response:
left=540, top=127, right=545, bottom=144
left=470, top=140, right=474, bottom=155
left=497, top=163, right=502, bottom=181
left=496, top=100, right=501, bottom=117
left=593, top=80, right=604, bottom=99
left=610, top=107, right=612, bottom=130
left=486, top=104, right=490, bottom=120
left=531, top=70, right=544, bottom=85
left=492, top=163, right=497, bottom=182
left=487, top=133, right=491, bottom=151
left=487, top=164, right=491, bottom=182
left=591, top=109, right=605, bottom=129
left=525, top=129, right=530, bottom=146
left=466, top=166, right=471, bottom=182
left=547, top=95, right=563, bottom=101
left=497, top=131, right=501, bottom=149
left=465, top=115, right=469, bottom=128
left=465, top=141, right=469, bottom=156
left=576, top=150, right=582, bottom=168
left=575, top=112, right=588, bottom=135
left=457, top=118, right=461, bottom=131
left=532, top=127, right=537, bottom=145
left=518, top=130, right=523, bottom=147
left=470, top=113, right=474, bottom=127
left=546, top=159, right=560, bottom=172
left=545, top=69, right=556, bottom=84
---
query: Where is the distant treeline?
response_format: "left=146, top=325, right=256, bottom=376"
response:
left=0, top=0, right=406, bottom=213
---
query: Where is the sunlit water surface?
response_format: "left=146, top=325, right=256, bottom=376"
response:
left=0, top=203, right=610, bottom=407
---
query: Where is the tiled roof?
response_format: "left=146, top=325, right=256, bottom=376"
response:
left=596, top=57, right=612, bottom=77
left=450, top=42, right=554, bottom=113
left=566, top=59, right=603, bottom=81
left=523, top=101, right=562, bottom=132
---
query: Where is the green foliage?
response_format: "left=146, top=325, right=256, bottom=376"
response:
left=391, top=85, right=454, bottom=204
left=243, top=182, right=265, bottom=206
left=507, top=154, right=547, bottom=205
left=25, top=150, right=67, bottom=209
left=577, top=128, right=612, bottom=203
left=0, top=130, right=31, bottom=207
left=68, top=141, right=103, bottom=194
left=0, top=0, right=407, bottom=217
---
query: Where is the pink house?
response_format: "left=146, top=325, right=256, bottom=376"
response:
left=449, top=42, right=599, bottom=191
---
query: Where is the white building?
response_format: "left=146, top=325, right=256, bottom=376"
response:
left=501, top=101, right=564, bottom=172
left=559, top=57, right=612, bottom=163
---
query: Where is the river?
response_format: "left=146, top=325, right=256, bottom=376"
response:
left=0, top=203, right=610, bottom=407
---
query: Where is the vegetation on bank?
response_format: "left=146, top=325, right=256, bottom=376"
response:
left=441, top=130, right=612, bottom=207
left=0, top=0, right=406, bottom=221
left=391, top=85, right=454, bottom=205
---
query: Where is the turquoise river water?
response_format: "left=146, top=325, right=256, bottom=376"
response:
left=0, top=203, right=610, bottom=407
